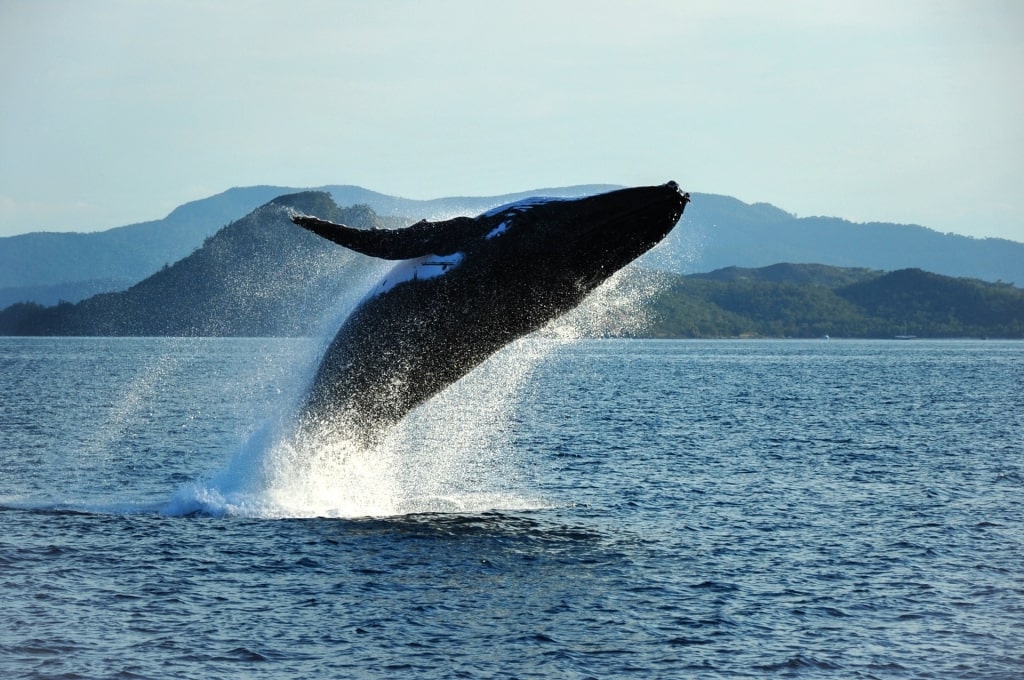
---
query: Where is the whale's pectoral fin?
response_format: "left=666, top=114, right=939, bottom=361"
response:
left=290, top=215, right=404, bottom=259
left=291, top=214, right=483, bottom=260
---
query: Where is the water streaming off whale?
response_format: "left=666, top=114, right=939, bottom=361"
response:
left=163, top=258, right=673, bottom=519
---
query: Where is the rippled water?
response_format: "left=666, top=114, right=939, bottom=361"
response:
left=1, top=337, right=1022, bottom=678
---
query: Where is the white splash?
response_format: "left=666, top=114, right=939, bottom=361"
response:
left=163, top=335, right=557, bottom=519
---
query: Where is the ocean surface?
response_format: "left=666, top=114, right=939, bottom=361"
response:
left=1, top=336, right=1022, bottom=678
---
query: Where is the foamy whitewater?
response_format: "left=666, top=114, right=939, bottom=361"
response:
left=163, top=337, right=555, bottom=519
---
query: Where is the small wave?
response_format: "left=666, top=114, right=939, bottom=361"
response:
left=755, top=654, right=843, bottom=672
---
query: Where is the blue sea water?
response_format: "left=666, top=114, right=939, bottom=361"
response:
left=1, top=337, right=1022, bottom=678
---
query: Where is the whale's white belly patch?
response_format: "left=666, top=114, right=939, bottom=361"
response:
left=485, top=221, right=509, bottom=239
left=373, top=252, right=465, bottom=297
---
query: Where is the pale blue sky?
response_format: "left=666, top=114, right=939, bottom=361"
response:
left=1, top=0, right=1022, bottom=241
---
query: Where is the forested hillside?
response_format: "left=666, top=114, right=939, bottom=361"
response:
left=646, top=266, right=1024, bottom=338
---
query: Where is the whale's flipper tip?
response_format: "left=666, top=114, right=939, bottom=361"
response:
left=290, top=214, right=352, bottom=237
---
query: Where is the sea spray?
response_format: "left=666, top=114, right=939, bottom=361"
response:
left=163, top=335, right=557, bottom=518
left=165, top=233, right=681, bottom=518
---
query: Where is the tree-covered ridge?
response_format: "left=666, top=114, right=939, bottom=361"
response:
left=646, top=266, right=1024, bottom=339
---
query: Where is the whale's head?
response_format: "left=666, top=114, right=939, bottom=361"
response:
left=478, top=181, right=689, bottom=294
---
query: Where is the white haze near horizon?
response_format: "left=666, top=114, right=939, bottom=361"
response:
left=1, top=0, right=1022, bottom=242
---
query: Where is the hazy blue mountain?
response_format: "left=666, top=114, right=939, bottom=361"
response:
left=1, top=185, right=1022, bottom=308
left=0, top=193, right=385, bottom=337
left=0, top=186, right=297, bottom=288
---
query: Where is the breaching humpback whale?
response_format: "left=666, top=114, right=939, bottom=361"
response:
left=290, top=181, right=689, bottom=442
